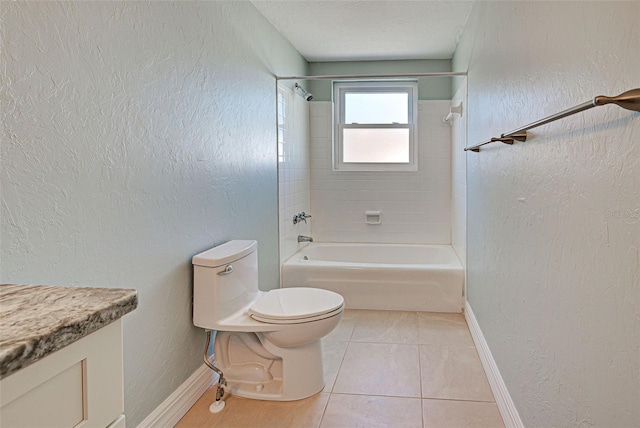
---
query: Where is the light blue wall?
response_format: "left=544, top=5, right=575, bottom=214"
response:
left=1, top=2, right=307, bottom=425
left=307, top=59, right=452, bottom=101
left=451, top=4, right=478, bottom=94
left=455, top=2, right=640, bottom=426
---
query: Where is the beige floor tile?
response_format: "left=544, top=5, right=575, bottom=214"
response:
left=333, top=342, right=421, bottom=397
left=176, top=386, right=227, bottom=427
left=423, top=399, right=505, bottom=428
left=320, top=394, right=423, bottom=428
left=350, top=310, right=419, bottom=344
left=420, top=346, right=494, bottom=402
left=188, top=392, right=330, bottom=428
left=180, top=310, right=497, bottom=427
left=418, top=312, right=474, bottom=347
left=322, top=340, right=348, bottom=392
left=324, top=309, right=358, bottom=341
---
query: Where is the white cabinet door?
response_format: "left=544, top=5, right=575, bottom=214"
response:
left=0, top=319, right=124, bottom=428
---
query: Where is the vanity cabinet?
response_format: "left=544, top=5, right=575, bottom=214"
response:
left=0, top=320, right=125, bottom=427
left=0, top=284, right=137, bottom=428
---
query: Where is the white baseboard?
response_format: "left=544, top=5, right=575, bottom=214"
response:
left=138, top=364, right=216, bottom=428
left=465, top=301, right=524, bottom=428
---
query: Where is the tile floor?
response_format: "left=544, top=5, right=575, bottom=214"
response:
left=177, top=310, right=505, bottom=428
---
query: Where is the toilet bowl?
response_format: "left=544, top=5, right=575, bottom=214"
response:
left=193, top=240, right=344, bottom=401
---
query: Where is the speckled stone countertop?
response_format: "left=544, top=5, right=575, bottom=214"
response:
left=0, top=284, right=137, bottom=379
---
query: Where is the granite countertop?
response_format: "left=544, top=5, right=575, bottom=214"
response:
left=0, top=284, right=137, bottom=379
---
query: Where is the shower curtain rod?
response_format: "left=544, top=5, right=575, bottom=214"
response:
left=276, top=71, right=467, bottom=81
left=464, top=88, right=640, bottom=152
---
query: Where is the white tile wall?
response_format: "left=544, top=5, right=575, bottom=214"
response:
left=309, top=101, right=452, bottom=244
left=278, top=85, right=311, bottom=265
left=451, top=81, right=467, bottom=267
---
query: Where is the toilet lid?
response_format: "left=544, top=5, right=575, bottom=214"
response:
left=248, top=288, right=344, bottom=321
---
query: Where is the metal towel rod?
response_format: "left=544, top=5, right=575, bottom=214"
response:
left=464, top=88, right=640, bottom=152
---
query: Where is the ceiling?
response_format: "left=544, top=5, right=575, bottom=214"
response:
left=251, top=1, right=475, bottom=62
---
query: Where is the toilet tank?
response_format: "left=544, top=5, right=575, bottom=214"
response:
left=192, top=240, right=259, bottom=330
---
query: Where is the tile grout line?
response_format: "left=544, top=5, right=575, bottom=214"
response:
left=318, top=331, right=353, bottom=427
left=327, top=391, right=498, bottom=404
left=326, top=340, right=351, bottom=393
left=421, top=396, right=497, bottom=404
left=326, top=340, right=475, bottom=348
left=416, top=312, right=427, bottom=428
left=328, top=391, right=421, bottom=399
left=317, top=393, right=330, bottom=428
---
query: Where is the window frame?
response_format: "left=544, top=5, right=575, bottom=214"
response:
left=333, top=81, right=418, bottom=172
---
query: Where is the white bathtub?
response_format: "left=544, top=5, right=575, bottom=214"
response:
left=281, top=243, right=464, bottom=312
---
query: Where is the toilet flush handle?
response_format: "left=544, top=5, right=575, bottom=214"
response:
left=217, top=265, right=234, bottom=275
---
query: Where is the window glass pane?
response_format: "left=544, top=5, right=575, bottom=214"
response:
left=344, top=93, right=408, bottom=124
left=342, top=128, right=410, bottom=163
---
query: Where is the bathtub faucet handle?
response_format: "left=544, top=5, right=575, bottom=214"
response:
left=297, top=235, right=314, bottom=243
left=293, top=212, right=312, bottom=225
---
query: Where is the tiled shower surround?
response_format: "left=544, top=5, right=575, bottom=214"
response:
left=278, top=85, right=311, bottom=263
left=450, top=81, right=467, bottom=267
left=309, top=101, right=452, bottom=244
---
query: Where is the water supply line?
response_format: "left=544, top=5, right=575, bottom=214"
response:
left=203, top=330, right=228, bottom=413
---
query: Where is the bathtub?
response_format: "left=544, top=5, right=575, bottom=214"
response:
left=281, top=243, right=464, bottom=312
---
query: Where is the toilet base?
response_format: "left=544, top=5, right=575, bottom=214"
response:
left=214, top=331, right=325, bottom=401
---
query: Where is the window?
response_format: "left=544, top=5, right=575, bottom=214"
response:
left=277, top=86, right=288, bottom=164
left=333, top=81, right=418, bottom=171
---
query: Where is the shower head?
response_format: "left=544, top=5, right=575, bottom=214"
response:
left=294, top=83, right=313, bottom=101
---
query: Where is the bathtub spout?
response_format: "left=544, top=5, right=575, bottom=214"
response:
left=298, top=235, right=314, bottom=243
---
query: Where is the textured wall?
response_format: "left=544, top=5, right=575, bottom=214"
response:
left=309, top=101, right=451, bottom=244
left=454, top=2, right=639, bottom=426
left=0, top=2, right=306, bottom=425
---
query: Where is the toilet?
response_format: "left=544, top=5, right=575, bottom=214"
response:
left=192, top=240, right=344, bottom=401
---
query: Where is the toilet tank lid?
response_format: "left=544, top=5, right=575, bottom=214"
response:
left=192, top=240, right=257, bottom=268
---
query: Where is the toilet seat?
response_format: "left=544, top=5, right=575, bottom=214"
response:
left=248, top=288, right=344, bottom=324
left=250, top=304, right=344, bottom=324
